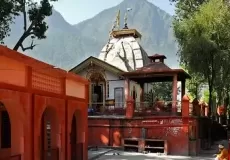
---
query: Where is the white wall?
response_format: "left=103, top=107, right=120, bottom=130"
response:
left=105, top=70, right=125, bottom=100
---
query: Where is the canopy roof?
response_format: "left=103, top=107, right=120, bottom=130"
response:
left=122, top=54, right=190, bottom=83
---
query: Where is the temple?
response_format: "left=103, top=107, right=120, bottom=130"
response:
left=0, top=46, right=89, bottom=160
left=70, top=14, right=225, bottom=156
left=70, top=20, right=194, bottom=155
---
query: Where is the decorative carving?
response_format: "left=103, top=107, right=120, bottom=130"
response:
left=126, top=121, right=132, bottom=134
left=86, top=67, right=106, bottom=82
left=165, top=127, right=182, bottom=137
left=169, top=119, right=182, bottom=125
left=32, top=71, right=62, bottom=94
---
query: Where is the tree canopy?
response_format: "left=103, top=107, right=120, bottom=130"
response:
left=172, top=0, right=230, bottom=113
left=0, top=0, right=57, bottom=51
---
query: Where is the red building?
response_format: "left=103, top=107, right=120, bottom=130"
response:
left=0, top=46, right=88, bottom=160
left=86, top=54, right=209, bottom=156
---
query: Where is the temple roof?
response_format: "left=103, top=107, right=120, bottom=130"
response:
left=122, top=54, right=190, bottom=83
left=98, top=29, right=149, bottom=72
left=110, top=29, right=142, bottom=39
left=69, top=56, right=124, bottom=75
left=148, top=54, right=166, bottom=62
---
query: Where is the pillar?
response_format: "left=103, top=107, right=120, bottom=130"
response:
left=124, top=78, right=130, bottom=101
left=126, top=97, right=134, bottom=119
left=140, top=83, right=144, bottom=102
left=181, top=80, right=185, bottom=101
left=182, top=95, right=190, bottom=117
left=172, top=74, right=178, bottom=113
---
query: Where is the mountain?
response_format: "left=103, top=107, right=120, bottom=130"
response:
left=4, top=0, right=178, bottom=70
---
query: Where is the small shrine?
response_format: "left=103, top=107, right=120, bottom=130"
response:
left=122, top=54, right=190, bottom=115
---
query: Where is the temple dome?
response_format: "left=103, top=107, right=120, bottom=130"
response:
left=98, top=29, right=149, bottom=72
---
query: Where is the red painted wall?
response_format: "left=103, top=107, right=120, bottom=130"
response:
left=0, top=46, right=89, bottom=160
left=88, top=117, right=198, bottom=156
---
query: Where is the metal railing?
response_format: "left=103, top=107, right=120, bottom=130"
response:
left=134, top=101, right=182, bottom=116
left=88, top=101, right=182, bottom=116
left=88, top=102, right=126, bottom=116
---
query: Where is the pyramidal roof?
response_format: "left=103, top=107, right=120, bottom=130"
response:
left=98, top=26, right=149, bottom=72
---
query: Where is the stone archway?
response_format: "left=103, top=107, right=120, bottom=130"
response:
left=0, top=100, right=24, bottom=160
left=0, top=102, right=11, bottom=159
left=40, top=106, right=60, bottom=160
left=70, top=110, right=83, bottom=160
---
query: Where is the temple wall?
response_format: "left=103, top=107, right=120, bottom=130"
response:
left=0, top=46, right=89, bottom=160
left=0, top=56, right=26, bottom=87
left=66, top=79, right=85, bottom=98
left=88, top=117, right=199, bottom=156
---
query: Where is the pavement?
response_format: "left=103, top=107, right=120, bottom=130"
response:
left=88, top=148, right=215, bottom=160
left=88, top=140, right=229, bottom=160
left=88, top=148, right=113, bottom=160
left=97, top=151, right=215, bottom=160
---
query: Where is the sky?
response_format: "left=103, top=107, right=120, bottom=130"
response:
left=52, top=0, right=175, bottom=25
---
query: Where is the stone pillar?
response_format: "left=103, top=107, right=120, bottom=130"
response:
left=182, top=95, right=190, bottom=117
left=125, top=78, right=130, bottom=101
left=140, top=83, right=144, bottom=102
left=181, top=80, right=186, bottom=101
left=172, top=74, right=178, bottom=113
left=126, top=97, right=134, bottom=119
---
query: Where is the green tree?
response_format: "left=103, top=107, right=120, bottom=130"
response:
left=173, top=0, right=230, bottom=114
left=0, top=0, right=57, bottom=51
left=169, top=0, right=208, bottom=20
left=0, top=0, right=20, bottom=43
left=151, top=82, right=173, bottom=101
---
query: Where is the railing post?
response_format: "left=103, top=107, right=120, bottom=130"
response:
left=126, top=96, right=134, bottom=119
left=182, top=95, right=190, bottom=117
left=192, top=98, right=200, bottom=116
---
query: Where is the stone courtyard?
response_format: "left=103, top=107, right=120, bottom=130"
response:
left=89, top=140, right=229, bottom=160
left=89, top=149, right=214, bottom=160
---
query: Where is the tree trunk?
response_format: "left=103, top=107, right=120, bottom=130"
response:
left=208, top=85, right=213, bottom=117
left=13, top=22, right=34, bottom=51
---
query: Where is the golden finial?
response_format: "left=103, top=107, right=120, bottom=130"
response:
left=116, top=10, right=120, bottom=30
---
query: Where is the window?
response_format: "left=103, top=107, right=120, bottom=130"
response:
left=114, top=87, right=124, bottom=108
left=46, top=121, right=51, bottom=149
left=1, top=111, right=11, bottom=148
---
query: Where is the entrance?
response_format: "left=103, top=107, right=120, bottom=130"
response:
left=71, top=115, right=77, bottom=160
left=70, top=111, right=83, bottom=160
left=92, top=84, right=103, bottom=104
left=41, top=107, right=59, bottom=160
left=0, top=102, right=11, bottom=159
left=89, top=72, right=105, bottom=111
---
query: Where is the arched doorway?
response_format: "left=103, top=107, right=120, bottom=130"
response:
left=0, top=102, right=11, bottom=159
left=70, top=115, right=76, bottom=160
left=88, top=72, right=106, bottom=112
left=70, top=110, right=83, bottom=160
left=40, top=107, right=59, bottom=160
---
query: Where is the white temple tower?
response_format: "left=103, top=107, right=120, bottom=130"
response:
left=98, top=12, right=149, bottom=72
